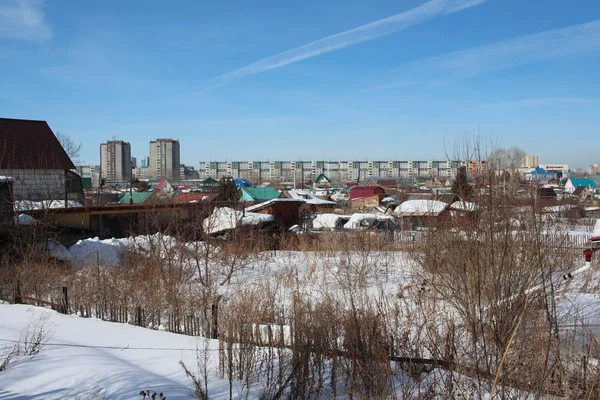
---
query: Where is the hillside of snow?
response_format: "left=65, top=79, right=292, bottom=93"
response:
left=0, top=304, right=227, bottom=399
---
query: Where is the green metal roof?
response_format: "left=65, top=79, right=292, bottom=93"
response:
left=240, top=187, right=280, bottom=202
left=313, top=173, right=331, bottom=183
left=118, top=192, right=154, bottom=204
left=202, top=177, right=219, bottom=185
left=568, top=178, right=597, bottom=189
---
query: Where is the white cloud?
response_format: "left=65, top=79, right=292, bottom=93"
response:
left=374, top=19, right=600, bottom=90
left=205, top=0, right=489, bottom=90
left=0, top=0, right=52, bottom=41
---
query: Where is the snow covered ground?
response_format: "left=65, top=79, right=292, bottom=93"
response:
left=0, top=304, right=233, bottom=399
left=4, top=224, right=600, bottom=398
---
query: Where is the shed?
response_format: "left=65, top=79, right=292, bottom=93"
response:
left=394, top=199, right=449, bottom=230
left=349, top=186, right=385, bottom=200
left=245, top=199, right=305, bottom=229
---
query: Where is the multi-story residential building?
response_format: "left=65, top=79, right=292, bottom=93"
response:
left=464, top=159, right=487, bottom=177
left=149, top=139, right=180, bottom=180
left=140, top=156, right=150, bottom=168
left=521, top=155, right=539, bottom=169
left=100, top=140, right=132, bottom=182
left=198, top=160, right=464, bottom=183
left=588, top=164, right=600, bottom=175
left=76, top=165, right=101, bottom=188
left=133, top=167, right=150, bottom=180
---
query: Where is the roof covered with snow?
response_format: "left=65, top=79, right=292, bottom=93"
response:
left=244, top=198, right=305, bottom=213
left=312, top=213, right=350, bottom=230
left=449, top=201, right=478, bottom=212
left=343, top=213, right=397, bottom=230
left=394, top=200, right=448, bottom=216
left=203, top=207, right=275, bottom=234
left=286, top=190, right=337, bottom=206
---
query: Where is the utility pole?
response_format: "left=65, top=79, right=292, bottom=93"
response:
left=130, top=157, right=133, bottom=205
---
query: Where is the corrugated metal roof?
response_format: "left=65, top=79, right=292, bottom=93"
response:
left=0, top=118, right=75, bottom=170
left=241, top=187, right=280, bottom=202
left=118, top=192, right=154, bottom=204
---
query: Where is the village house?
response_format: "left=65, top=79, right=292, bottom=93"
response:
left=244, top=198, right=306, bottom=229
left=523, top=167, right=557, bottom=184
left=0, top=118, right=83, bottom=204
left=394, top=199, right=449, bottom=230
left=563, top=177, right=597, bottom=194
left=349, top=185, right=385, bottom=209
left=312, top=173, right=332, bottom=189
left=240, top=187, right=280, bottom=203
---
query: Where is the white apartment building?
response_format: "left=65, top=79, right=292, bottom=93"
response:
left=149, top=139, right=180, bottom=180
left=588, top=164, right=600, bottom=175
left=521, top=155, right=539, bottom=169
left=133, top=167, right=151, bottom=180
left=198, top=160, right=460, bottom=182
left=100, top=140, right=131, bottom=182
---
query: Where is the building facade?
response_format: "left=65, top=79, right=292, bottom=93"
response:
left=149, top=139, right=180, bottom=180
left=521, top=155, right=539, bottom=169
left=140, top=156, right=150, bottom=168
left=198, top=160, right=466, bottom=183
left=76, top=165, right=101, bottom=189
left=100, top=140, right=132, bottom=182
left=588, top=164, right=600, bottom=175
left=133, top=167, right=151, bottom=180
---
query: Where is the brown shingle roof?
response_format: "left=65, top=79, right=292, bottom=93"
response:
left=0, top=118, right=75, bottom=170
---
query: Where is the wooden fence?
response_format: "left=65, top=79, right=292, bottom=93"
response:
left=1, top=281, right=208, bottom=338
left=393, top=230, right=592, bottom=249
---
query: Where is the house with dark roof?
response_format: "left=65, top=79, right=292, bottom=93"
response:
left=0, top=118, right=83, bottom=203
left=573, top=186, right=594, bottom=202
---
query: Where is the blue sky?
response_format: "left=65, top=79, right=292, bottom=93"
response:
left=1, top=0, right=599, bottom=169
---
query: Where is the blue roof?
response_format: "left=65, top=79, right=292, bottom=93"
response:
left=530, top=167, right=550, bottom=174
left=233, top=178, right=252, bottom=188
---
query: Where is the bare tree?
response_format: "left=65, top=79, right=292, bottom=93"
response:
left=55, top=132, right=82, bottom=164
left=487, top=146, right=526, bottom=174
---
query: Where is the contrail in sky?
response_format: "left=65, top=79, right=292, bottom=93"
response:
left=205, top=0, right=489, bottom=90
left=369, top=18, right=600, bottom=90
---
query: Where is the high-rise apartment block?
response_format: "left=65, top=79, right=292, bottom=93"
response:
left=198, top=160, right=465, bottom=182
left=149, top=139, right=180, bottom=180
left=521, top=155, right=539, bottom=169
left=100, top=140, right=132, bottom=182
